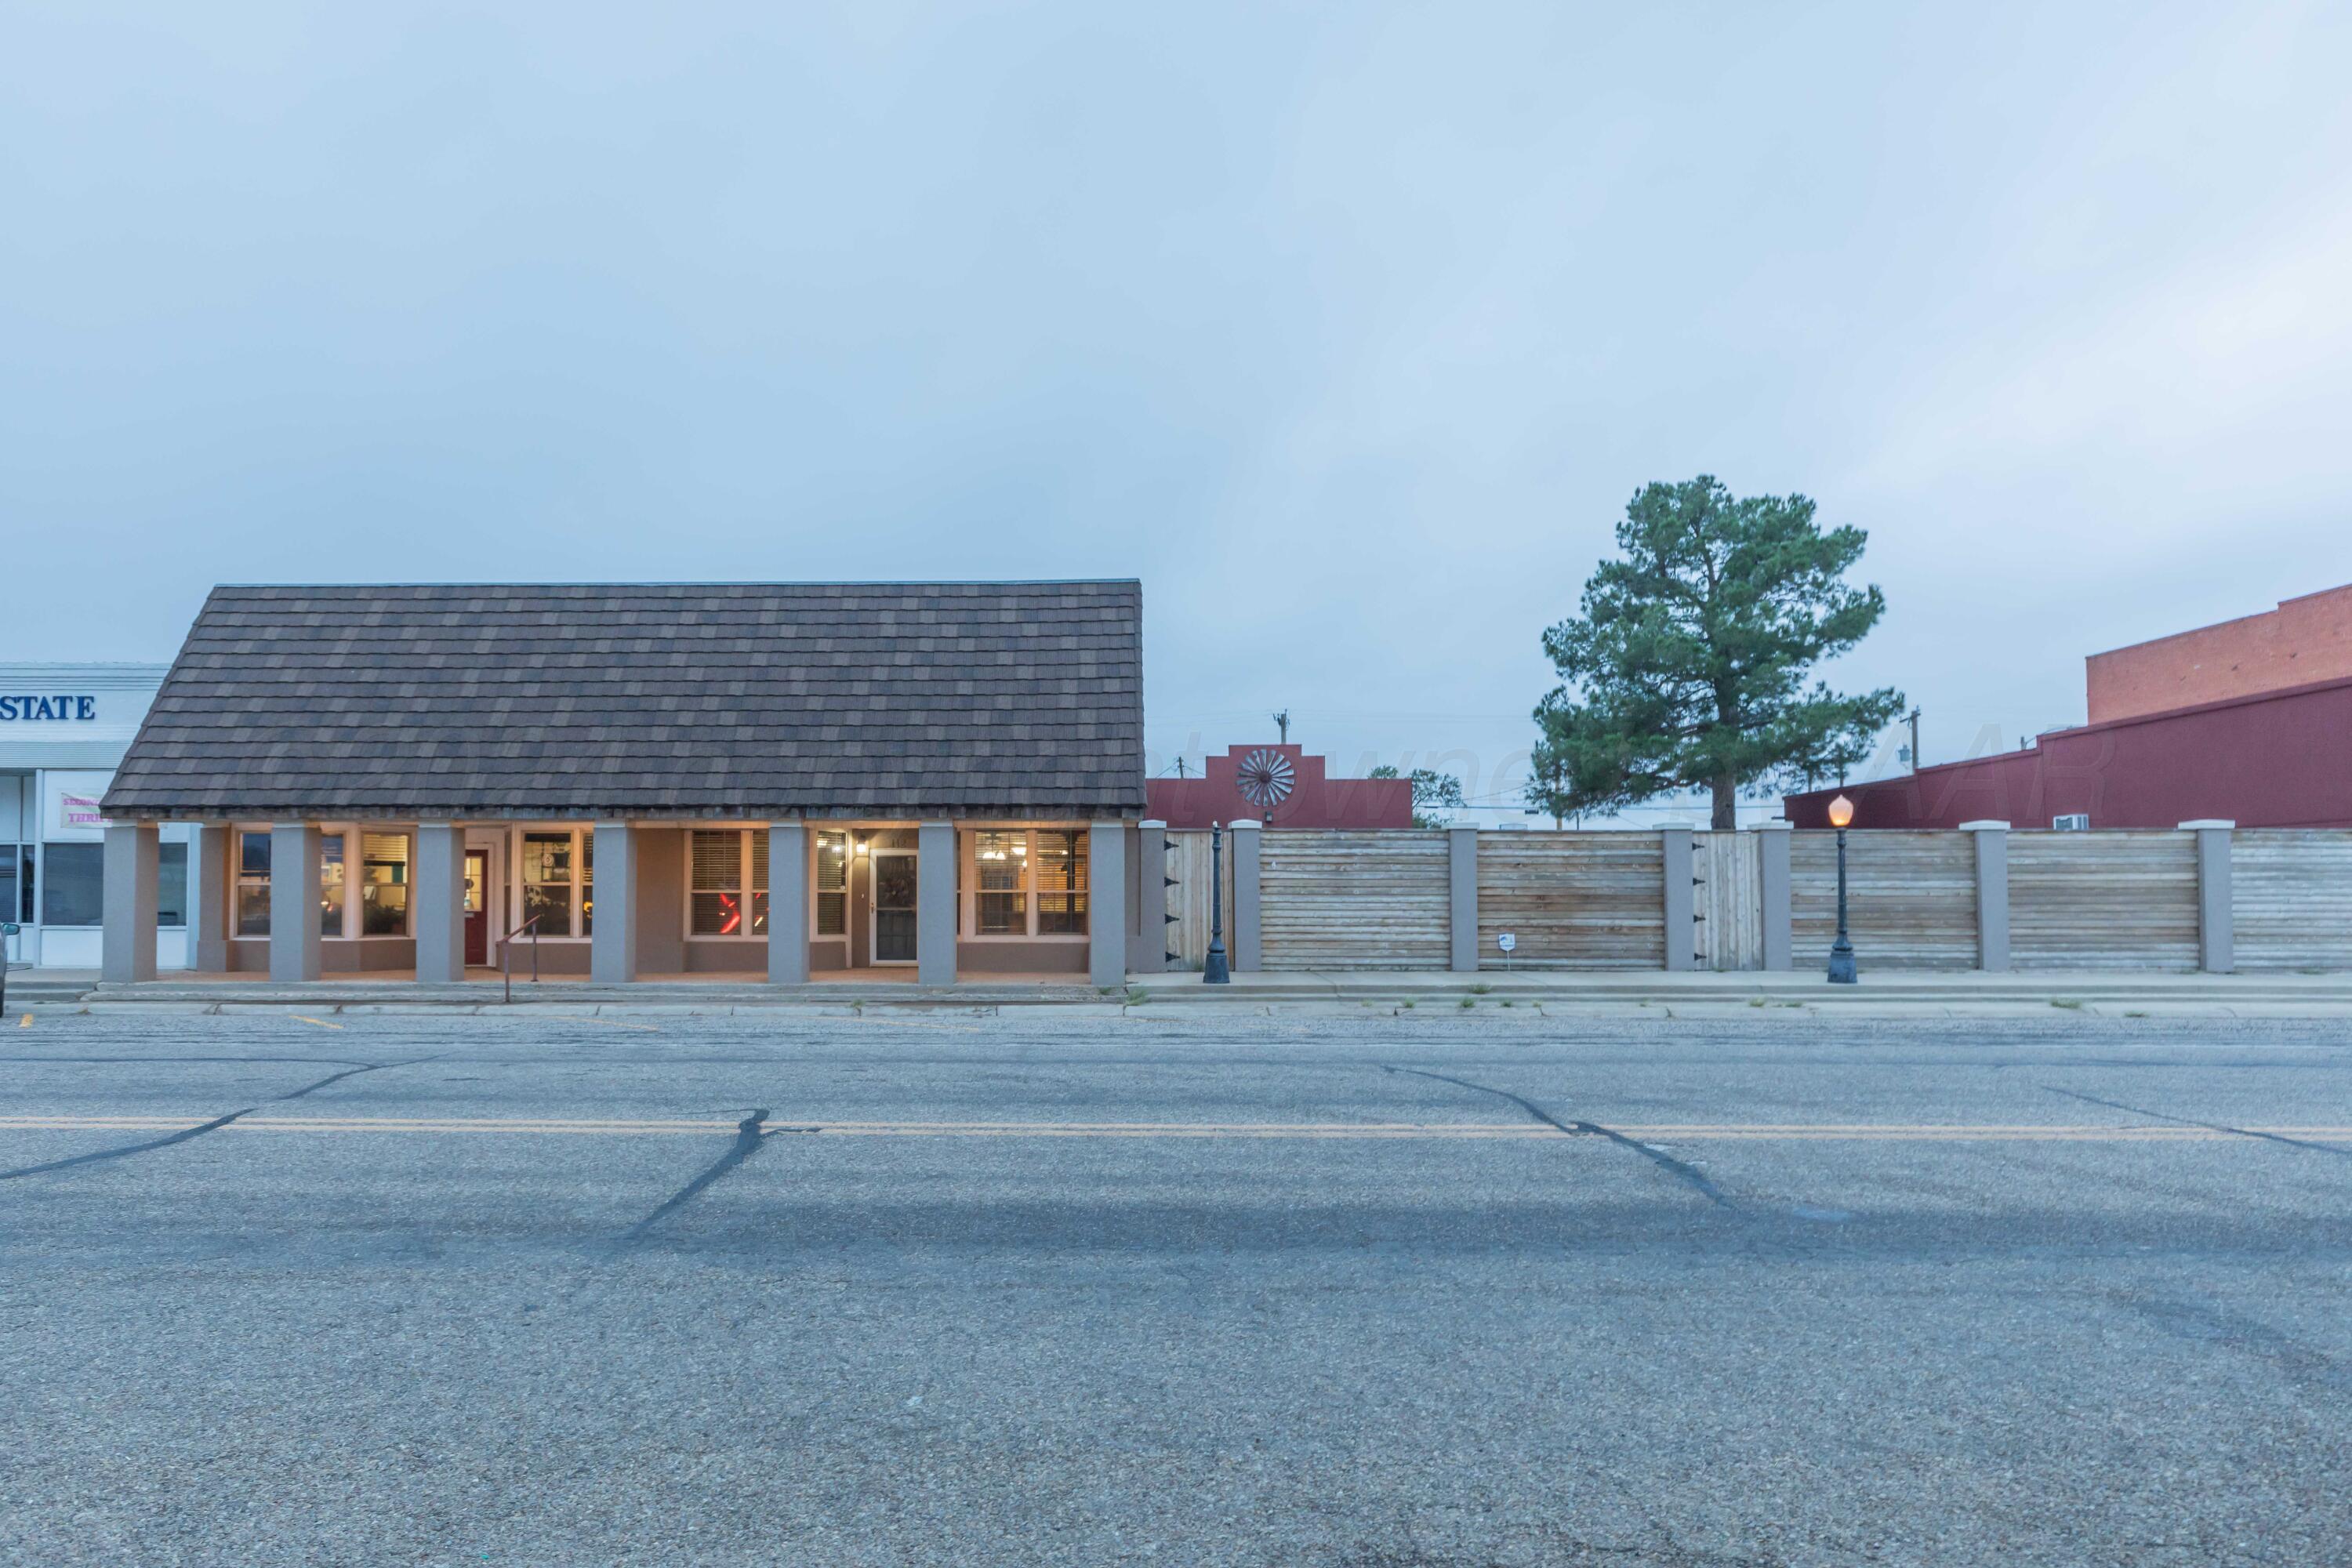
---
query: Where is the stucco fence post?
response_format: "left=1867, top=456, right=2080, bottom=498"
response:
left=2182, top=820, right=2235, bottom=973
left=1961, top=822, right=2011, bottom=972
left=1448, top=825, right=1479, bottom=972
left=1658, top=825, right=1695, bottom=972
left=1229, top=820, right=1261, bottom=971
left=1756, top=821, right=1792, bottom=971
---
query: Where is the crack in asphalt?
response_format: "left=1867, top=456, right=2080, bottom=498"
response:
left=1381, top=1065, right=1732, bottom=1208
left=2043, top=1085, right=2352, bottom=1160
left=621, top=1109, right=816, bottom=1242
left=0, top=1057, right=437, bottom=1181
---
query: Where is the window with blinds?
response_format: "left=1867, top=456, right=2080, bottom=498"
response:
left=320, top=833, right=347, bottom=938
left=1035, top=830, right=1088, bottom=935
left=750, top=830, right=769, bottom=935
left=815, top=830, right=848, bottom=937
left=691, top=830, right=746, bottom=936
left=974, top=829, right=1027, bottom=935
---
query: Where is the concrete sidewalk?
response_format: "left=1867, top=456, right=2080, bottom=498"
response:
left=13, top=965, right=2352, bottom=1017
left=1126, top=967, right=2352, bottom=1017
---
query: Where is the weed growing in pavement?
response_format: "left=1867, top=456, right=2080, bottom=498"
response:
left=2051, top=998, right=2085, bottom=1011
left=1459, top=997, right=1475, bottom=1009
left=1469, top=984, right=1491, bottom=995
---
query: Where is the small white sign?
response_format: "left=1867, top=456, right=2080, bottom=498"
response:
left=42, top=770, right=116, bottom=840
left=1496, top=931, right=1516, bottom=953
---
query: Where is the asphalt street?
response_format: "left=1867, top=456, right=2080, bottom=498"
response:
left=3, top=1004, right=2349, bottom=1567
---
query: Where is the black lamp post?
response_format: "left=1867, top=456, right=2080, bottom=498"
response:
left=1826, top=793, right=1858, bottom=984
left=1203, top=822, right=1230, bottom=985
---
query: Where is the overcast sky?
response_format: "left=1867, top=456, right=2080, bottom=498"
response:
left=5, top=2, right=2349, bottom=809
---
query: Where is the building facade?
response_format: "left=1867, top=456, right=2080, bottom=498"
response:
left=97, top=582, right=1147, bottom=986
left=1146, top=742, right=1411, bottom=829
left=2088, top=583, right=2352, bottom=724
left=1788, top=584, right=2352, bottom=831
left=2, top=663, right=188, bottom=970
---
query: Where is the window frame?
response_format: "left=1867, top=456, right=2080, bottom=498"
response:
left=960, top=826, right=1090, bottom=942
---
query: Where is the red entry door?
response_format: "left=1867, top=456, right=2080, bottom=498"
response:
left=463, top=851, right=489, bottom=967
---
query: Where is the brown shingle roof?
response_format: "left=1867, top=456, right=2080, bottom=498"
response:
left=101, top=581, right=1146, bottom=820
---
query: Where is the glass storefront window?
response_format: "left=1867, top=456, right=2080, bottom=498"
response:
left=521, top=832, right=572, bottom=938
left=0, top=845, right=31, bottom=927
left=158, top=841, right=187, bottom=927
left=1035, top=830, right=1089, bottom=935
left=237, top=831, right=271, bottom=935
left=321, top=833, right=346, bottom=938
left=815, top=830, right=848, bottom=937
left=40, top=842, right=103, bottom=927
left=360, top=832, right=409, bottom=937
left=974, top=830, right=1027, bottom=935
left=580, top=831, right=593, bottom=938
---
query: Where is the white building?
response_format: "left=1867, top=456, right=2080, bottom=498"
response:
left=1, top=663, right=185, bottom=971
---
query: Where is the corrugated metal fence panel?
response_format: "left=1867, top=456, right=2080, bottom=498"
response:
left=1261, top=829, right=1453, bottom=971
left=1160, top=829, right=1235, bottom=971
left=2009, top=830, right=2199, bottom=971
left=1791, top=831, right=1979, bottom=970
left=1476, top=833, right=1666, bottom=971
left=2233, top=829, right=2352, bottom=971
left=1694, top=831, right=1763, bottom=971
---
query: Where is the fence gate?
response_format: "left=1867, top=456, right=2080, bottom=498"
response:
left=1691, top=831, right=1763, bottom=971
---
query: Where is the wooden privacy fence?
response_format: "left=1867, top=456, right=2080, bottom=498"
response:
left=1135, top=821, right=2352, bottom=975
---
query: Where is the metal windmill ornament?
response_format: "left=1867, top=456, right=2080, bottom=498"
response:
left=1235, top=748, right=1296, bottom=818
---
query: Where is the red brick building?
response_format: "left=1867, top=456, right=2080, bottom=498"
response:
left=1786, top=586, right=2352, bottom=831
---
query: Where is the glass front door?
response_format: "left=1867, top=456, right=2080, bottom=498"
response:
left=872, top=849, right=917, bottom=964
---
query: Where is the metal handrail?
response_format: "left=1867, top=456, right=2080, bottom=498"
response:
left=498, top=914, right=541, bottom=1004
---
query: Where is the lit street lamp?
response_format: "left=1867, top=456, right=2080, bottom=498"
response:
left=1826, top=793, right=1858, bottom=984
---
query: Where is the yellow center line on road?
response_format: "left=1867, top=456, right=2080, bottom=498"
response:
left=289, top=1015, right=343, bottom=1030
left=2, top=1116, right=2349, bottom=1142
left=534, top=1014, right=662, bottom=1033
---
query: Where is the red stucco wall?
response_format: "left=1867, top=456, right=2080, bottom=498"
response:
left=1145, top=743, right=1413, bottom=829
left=2087, top=583, right=2352, bottom=724
left=1785, top=674, right=2352, bottom=830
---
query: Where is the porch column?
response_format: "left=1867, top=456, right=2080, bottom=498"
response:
left=414, top=822, right=466, bottom=984
left=1757, top=821, right=1793, bottom=971
left=189, top=823, right=231, bottom=973
left=2183, top=820, right=2235, bottom=974
left=100, top=822, right=159, bottom=984
left=767, top=822, right=810, bottom=984
left=1088, top=821, right=1128, bottom=987
left=1230, top=820, right=1261, bottom=971
left=1659, top=824, right=1695, bottom=972
left=590, top=822, right=640, bottom=983
left=1447, top=824, right=1479, bottom=972
left=916, top=821, right=956, bottom=985
left=268, top=822, right=323, bottom=982
left=1962, top=822, right=2011, bottom=972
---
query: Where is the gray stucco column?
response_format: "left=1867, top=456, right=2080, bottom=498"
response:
left=1448, top=824, right=1479, bottom=972
left=1962, top=821, right=2011, bottom=972
left=1137, top=820, right=1170, bottom=972
left=269, top=822, right=323, bottom=982
left=1659, top=825, right=1695, bottom=972
left=100, top=822, right=159, bottom=984
left=917, top=821, right=956, bottom=985
left=590, top=822, right=640, bottom=983
left=1088, top=822, right=1128, bottom=987
left=413, top=822, right=466, bottom=984
left=2183, top=820, right=2235, bottom=973
left=1230, top=820, right=1262, bottom=972
left=1757, top=821, right=1792, bottom=971
left=767, top=822, right=810, bottom=984
left=189, top=823, right=231, bottom=974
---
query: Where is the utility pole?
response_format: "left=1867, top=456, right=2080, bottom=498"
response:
left=1907, top=708, right=1922, bottom=774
